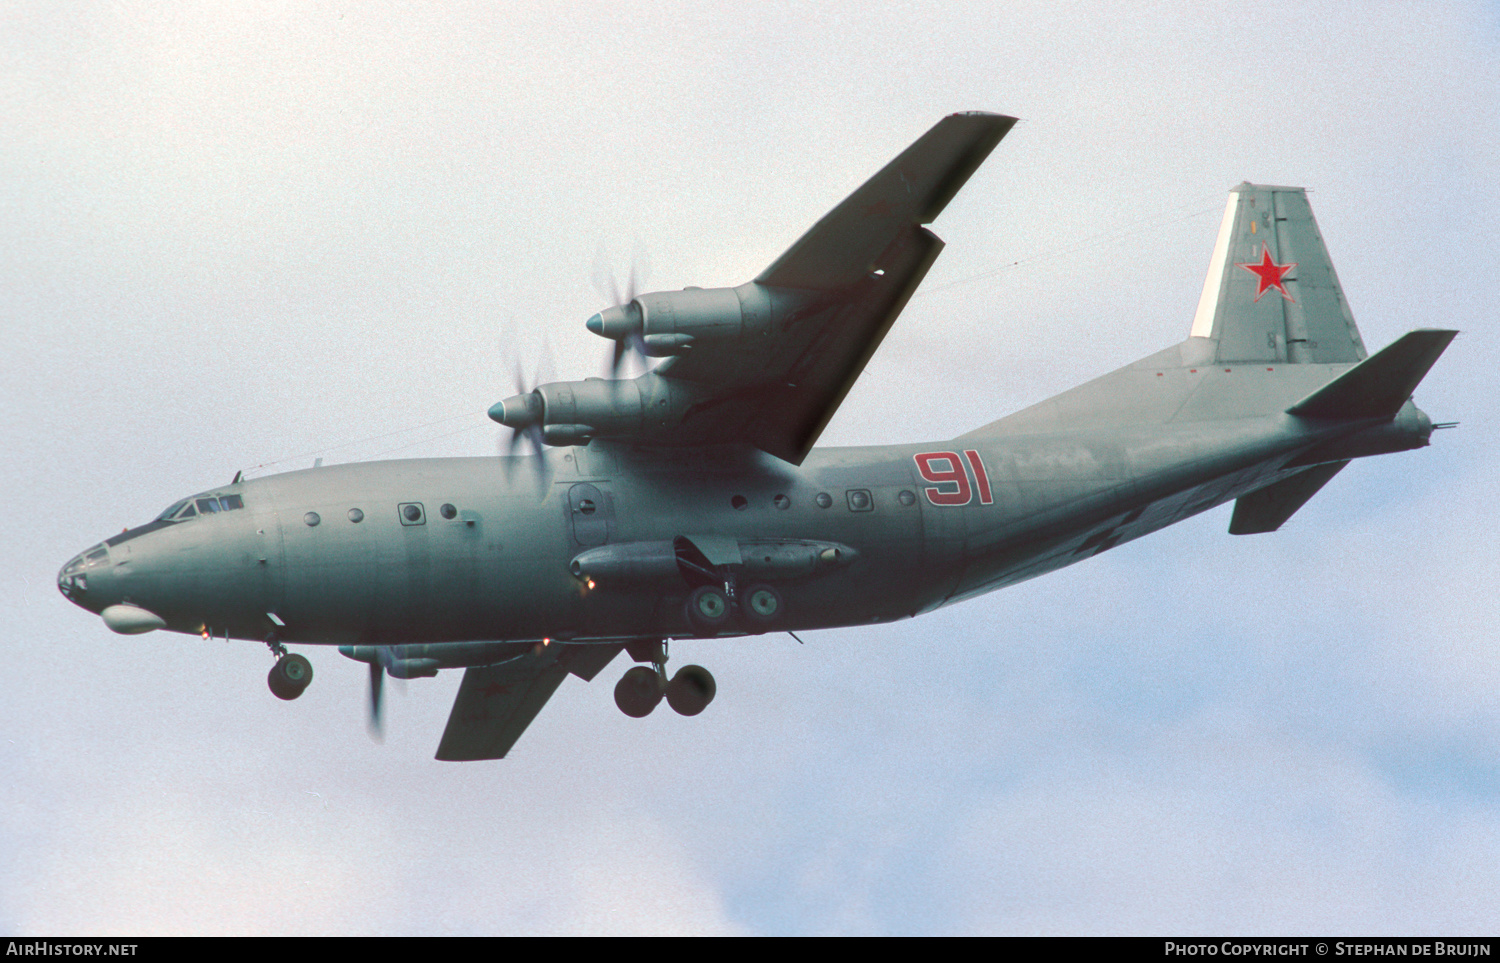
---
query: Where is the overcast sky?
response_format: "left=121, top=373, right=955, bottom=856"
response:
left=4, top=0, right=1499, bottom=935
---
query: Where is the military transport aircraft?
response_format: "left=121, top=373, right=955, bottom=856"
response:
left=59, top=112, right=1455, bottom=761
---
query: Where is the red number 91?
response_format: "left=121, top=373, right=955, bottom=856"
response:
left=913, top=450, right=993, bottom=507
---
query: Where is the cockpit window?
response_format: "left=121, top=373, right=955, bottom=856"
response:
left=155, top=493, right=246, bottom=522
left=156, top=499, right=190, bottom=521
left=62, top=544, right=105, bottom=575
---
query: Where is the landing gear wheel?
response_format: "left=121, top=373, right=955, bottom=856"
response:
left=268, top=653, right=313, bottom=701
left=614, top=665, right=664, bottom=717
left=741, top=583, right=783, bottom=629
left=685, top=585, right=733, bottom=636
left=665, top=665, right=717, bottom=716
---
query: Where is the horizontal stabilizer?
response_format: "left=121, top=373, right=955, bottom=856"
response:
left=1229, top=461, right=1348, bottom=535
left=1288, top=329, right=1457, bottom=420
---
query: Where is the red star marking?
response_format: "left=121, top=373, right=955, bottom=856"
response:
left=1237, top=244, right=1297, bottom=303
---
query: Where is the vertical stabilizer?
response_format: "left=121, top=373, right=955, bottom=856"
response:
left=1190, top=184, right=1367, bottom=364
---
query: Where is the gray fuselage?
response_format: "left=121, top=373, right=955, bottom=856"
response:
left=60, top=343, right=1432, bottom=649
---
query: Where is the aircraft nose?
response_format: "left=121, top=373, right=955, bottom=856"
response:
left=58, top=541, right=123, bottom=614
left=57, top=551, right=93, bottom=608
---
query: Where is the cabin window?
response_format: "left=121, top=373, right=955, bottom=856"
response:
left=400, top=503, right=426, bottom=526
left=846, top=489, right=873, bottom=512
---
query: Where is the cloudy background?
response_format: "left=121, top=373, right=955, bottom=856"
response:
left=4, top=0, right=1498, bottom=935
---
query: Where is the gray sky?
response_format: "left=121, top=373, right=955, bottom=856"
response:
left=4, top=0, right=1499, bottom=935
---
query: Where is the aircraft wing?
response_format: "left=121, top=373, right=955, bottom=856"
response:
left=654, top=112, right=1016, bottom=464
left=434, top=643, right=623, bottom=761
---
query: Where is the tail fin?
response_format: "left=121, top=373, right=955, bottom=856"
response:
left=1190, top=184, right=1367, bottom=364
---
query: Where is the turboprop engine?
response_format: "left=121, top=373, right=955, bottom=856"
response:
left=488, top=378, right=651, bottom=447
left=489, top=282, right=813, bottom=447
left=586, top=281, right=807, bottom=357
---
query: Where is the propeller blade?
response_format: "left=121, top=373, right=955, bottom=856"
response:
left=497, top=347, right=551, bottom=483
left=594, top=256, right=649, bottom=378
left=367, top=659, right=384, bottom=740
left=608, top=330, right=650, bottom=378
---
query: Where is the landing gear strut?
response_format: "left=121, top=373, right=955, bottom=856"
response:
left=265, top=635, right=313, bottom=701
left=613, top=640, right=715, bottom=718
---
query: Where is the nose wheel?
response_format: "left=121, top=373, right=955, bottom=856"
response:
left=613, top=641, right=715, bottom=718
left=268, top=653, right=314, bottom=700
left=265, top=636, right=313, bottom=700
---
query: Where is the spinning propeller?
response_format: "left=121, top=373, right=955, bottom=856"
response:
left=590, top=256, right=649, bottom=377
left=489, top=346, right=554, bottom=481
left=367, top=658, right=385, bottom=739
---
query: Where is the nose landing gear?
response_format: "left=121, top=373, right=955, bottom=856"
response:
left=612, top=640, right=716, bottom=719
left=265, top=636, right=313, bottom=701
left=268, top=653, right=314, bottom=700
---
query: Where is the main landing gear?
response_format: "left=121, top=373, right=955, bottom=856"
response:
left=685, top=582, right=783, bottom=636
left=613, top=640, right=716, bottom=718
left=265, top=636, right=313, bottom=701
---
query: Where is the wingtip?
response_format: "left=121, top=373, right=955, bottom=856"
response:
left=948, top=111, right=1020, bottom=134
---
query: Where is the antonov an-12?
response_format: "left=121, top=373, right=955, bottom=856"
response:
left=60, top=113, right=1455, bottom=760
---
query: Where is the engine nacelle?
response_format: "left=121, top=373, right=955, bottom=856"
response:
left=492, top=378, right=651, bottom=445
left=491, top=283, right=814, bottom=448
left=535, top=379, right=644, bottom=436
left=493, top=374, right=721, bottom=448
left=586, top=281, right=809, bottom=352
